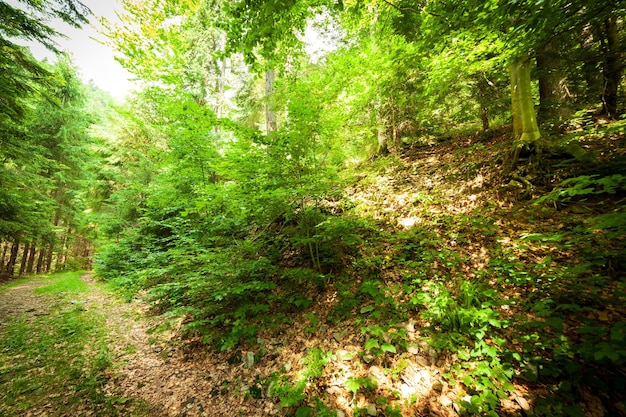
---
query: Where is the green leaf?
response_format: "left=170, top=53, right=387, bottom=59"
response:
left=364, top=338, right=380, bottom=351
left=381, top=343, right=397, bottom=354
left=360, top=305, right=375, bottom=314
left=295, top=406, right=313, bottom=417
left=345, top=377, right=361, bottom=394
left=488, top=318, right=502, bottom=328
left=544, top=317, right=564, bottom=331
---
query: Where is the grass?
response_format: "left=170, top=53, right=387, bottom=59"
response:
left=33, top=270, right=89, bottom=294
left=0, top=271, right=151, bottom=416
left=0, top=276, right=32, bottom=290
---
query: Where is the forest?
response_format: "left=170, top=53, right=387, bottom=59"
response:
left=1, top=0, right=625, bottom=416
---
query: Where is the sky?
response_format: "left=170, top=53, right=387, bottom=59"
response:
left=12, top=0, right=136, bottom=100
left=8, top=0, right=336, bottom=100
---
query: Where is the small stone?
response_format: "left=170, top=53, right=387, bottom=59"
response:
left=362, top=354, right=375, bottom=364
left=407, top=344, right=420, bottom=355
left=319, top=324, right=329, bottom=333
left=404, top=321, right=416, bottom=333
left=515, top=396, right=531, bottom=412
left=415, top=356, right=430, bottom=367
left=336, top=411, right=346, bottom=417
left=245, top=351, right=255, bottom=368
left=336, top=350, right=355, bottom=361
left=428, top=348, right=438, bottom=365
left=283, top=361, right=292, bottom=372
left=439, top=394, right=452, bottom=407
left=366, top=403, right=377, bottom=416
left=333, top=329, right=349, bottom=341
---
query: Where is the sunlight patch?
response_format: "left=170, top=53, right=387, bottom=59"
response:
left=398, top=216, right=422, bottom=228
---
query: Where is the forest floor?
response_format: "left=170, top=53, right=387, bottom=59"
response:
left=1, top=118, right=625, bottom=416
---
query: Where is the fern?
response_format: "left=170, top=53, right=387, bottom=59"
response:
left=536, top=174, right=626, bottom=204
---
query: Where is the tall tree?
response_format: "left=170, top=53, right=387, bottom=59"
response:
left=0, top=0, right=90, bottom=138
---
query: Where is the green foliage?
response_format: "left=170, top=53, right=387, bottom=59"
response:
left=301, top=348, right=335, bottom=379
left=412, top=280, right=501, bottom=337
left=0, top=0, right=89, bottom=127
left=361, top=324, right=406, bottom=357
left=34, top=271, right=89, bottom=295
left=0, top=55, right=105, bottom=276
left=536, top=174, right=626, bottom=204
left=267, top=348, right=337, bottom=415
left=80, top=1, right=626, bottom=414
left=344, top=376, right=377, bottom=396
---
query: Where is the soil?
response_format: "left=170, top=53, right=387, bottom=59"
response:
left=0, top=277, right=51, bottom=322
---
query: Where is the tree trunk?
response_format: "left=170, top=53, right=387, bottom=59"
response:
left=387, top=96, right=399, bottom=148
left=601, top=17, right=622, bottom=118
left=45, top=244, right=54, bottom=273
left=55, top=225, right=72, bottom=271
left=19, top=242, right=30, bottom=276
left=536, top=41, right=571, bottom=123
left=474, top=73, right=493, bottom=131
left=0, top=241, right=8, bottom=270
left=5, top=240, right=20, bottom=278
left=509, top=57, right=542, bottom=167
left=579, top=24, right=603, bottom=105
left=376, top=124, right=389, bottom=156
left=26, top=243, right=37, bottom=274
left=265, top=69, right=277, bottom=134
left=36, top=247, right=46, bottom=274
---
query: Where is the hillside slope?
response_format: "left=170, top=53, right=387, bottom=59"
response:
left=112, top=118, right=625, bottom=417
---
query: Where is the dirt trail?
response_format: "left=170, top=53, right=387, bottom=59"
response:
left=0, top=276, right=51, bottom=324
left=1, top=273, right=276, bottom=417
left=78, top=274, right=262, bottom=417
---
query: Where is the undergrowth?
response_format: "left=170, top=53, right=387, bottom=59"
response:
left=94, top=118, right=626, bottom=416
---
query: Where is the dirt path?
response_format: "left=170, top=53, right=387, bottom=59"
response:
left=0, top=276, right=52, bottom=322
left=0, top=273, right=279, bottom=417
left=77, top=274, right=266, bottom=416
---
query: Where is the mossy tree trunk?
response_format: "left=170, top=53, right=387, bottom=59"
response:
left=509, top=56, right=542, bottom=168
left=0, top=242, right=8, bottom=269
left=376, top=124, right=389, bottom=156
